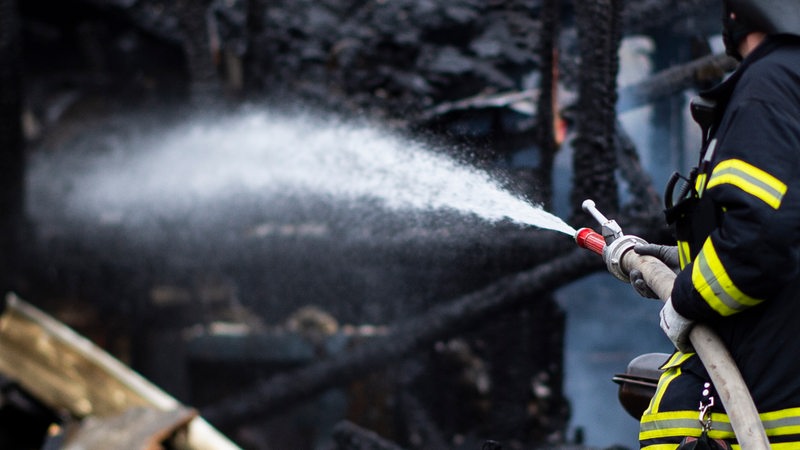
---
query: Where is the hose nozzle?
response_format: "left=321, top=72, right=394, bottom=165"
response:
left=575, top=227, right=606, bottom=256
left=576, top=199, right=648, bottom=281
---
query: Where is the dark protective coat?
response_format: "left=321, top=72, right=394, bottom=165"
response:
left=639, top=35, right=800, bottom=449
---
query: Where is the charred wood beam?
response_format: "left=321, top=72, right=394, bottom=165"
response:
left=0, top=0, right=24, bottom=292
left=79, top=0, right=223, bottom=104
left=417, top=89, right=539, bottom=122
left=615, top=121, right=663, bottom=222
left=570, top=0, right=623, bottom=223
left=207, top=0, right=249, bottom=93
left=618, top=52, right=737, bottom=113
left=332, top=421, right=406, bottom=450
left=353, top=226, right=574, bottom=279
left=417, top=52, right=736, bottom=140
left=534, top=0, right=561, bottom=210
left=79, top=0, right=184, bottom=44
left=201, top=248, right=603, bottom=427
left=397, top=391, right=449, bottom=450
left=176, top=0, right=222, bottom=105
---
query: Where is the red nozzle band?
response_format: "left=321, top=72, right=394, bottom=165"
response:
left=575, top=227, right=606, bottom=256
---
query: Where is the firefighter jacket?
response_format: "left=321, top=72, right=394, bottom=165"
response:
left=649, top=35, right=800, bottom=446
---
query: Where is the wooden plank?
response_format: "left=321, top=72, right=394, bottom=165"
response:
left=63, top=407, right=196, bottom=450
left=0, top=293, right=241, bottom=450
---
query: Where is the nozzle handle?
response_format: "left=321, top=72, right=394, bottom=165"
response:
left=575, top=228, right=605, bottom=256
left=582, top=199, right=623, bottom=239
left=582, top=199, right=609, bottom=226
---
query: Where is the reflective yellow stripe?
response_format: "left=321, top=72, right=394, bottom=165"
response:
left=640, top=411, right=735, bottom=440
left=707, top=159, right=787, bottom=209
left=761, top=407, right=800, bottom=436
left=643, top=366, right=682, bottom=417
left=660, top=351, right=693, bottom=370
left=642, top=445, right=679, bottom=450
left=692, top=237, right=763, bottom=316
left=696, top=172, right=709, bottom=197
left=733, top=444, right=800, bottom=450
left=641, top=407, right=800, bottom=443
left=677, top=241, right=691, bottom=269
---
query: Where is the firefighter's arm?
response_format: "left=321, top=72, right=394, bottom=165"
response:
left=671, top=100, right=800, bottom=321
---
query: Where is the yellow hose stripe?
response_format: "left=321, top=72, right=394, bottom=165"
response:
left=692, top=238, right=763, bottom=315
left=707, top=159, right=787, bottom=209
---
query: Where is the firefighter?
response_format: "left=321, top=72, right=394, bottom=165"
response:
left=630, top=1, right=800, bottom=448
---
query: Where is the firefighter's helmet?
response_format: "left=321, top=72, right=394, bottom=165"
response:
left=723, top=0, right=800, bottom=58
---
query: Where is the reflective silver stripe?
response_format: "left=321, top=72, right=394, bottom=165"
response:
left=695, top=250, right=748, bottom=313
left=641, top=409, right=800, bottom=440
left=765, top=415, right=800, bottom=430
left=760, top=409, right=800, bottom=436
left=639, top=417, right=734, bottom=434
left=707, top=159, right=787, bottom=209
left=710, top=167, right=785, bottom=202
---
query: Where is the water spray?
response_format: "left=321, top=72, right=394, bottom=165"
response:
left=29, top=109, right=580, bottom=235
left=573, top=198, right=769, bottom=449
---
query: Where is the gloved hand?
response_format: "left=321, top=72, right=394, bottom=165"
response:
left=660, top=297, right=694, bottom=353
left=629, top=244, right=680, bottom=299
left=629, top=269, right=659, bottom=299
left=634, top=243, right=680, bottom=270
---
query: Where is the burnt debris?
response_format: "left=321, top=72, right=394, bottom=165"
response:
left=0, top=0, right=734, bottom=448
left=0, top=0, right=25, bottom=295
left=570, top=0, right=624, bottom=222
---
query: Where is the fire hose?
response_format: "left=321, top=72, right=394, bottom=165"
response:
left=575, top=200, right=770, bottom=449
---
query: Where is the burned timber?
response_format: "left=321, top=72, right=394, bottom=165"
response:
left=0, top=0, right=729, bottom=448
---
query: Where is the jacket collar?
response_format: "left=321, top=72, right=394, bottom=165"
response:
left=700, top=36, right=790, bottom=104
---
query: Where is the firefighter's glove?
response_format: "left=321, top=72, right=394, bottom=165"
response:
left=634, top=244, right=679, bottom=270
left=629, top=269, right=659, bottom=299
left=630, top=244, right=680, bottom=298
left=660, top=297, right=694, bottom=353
